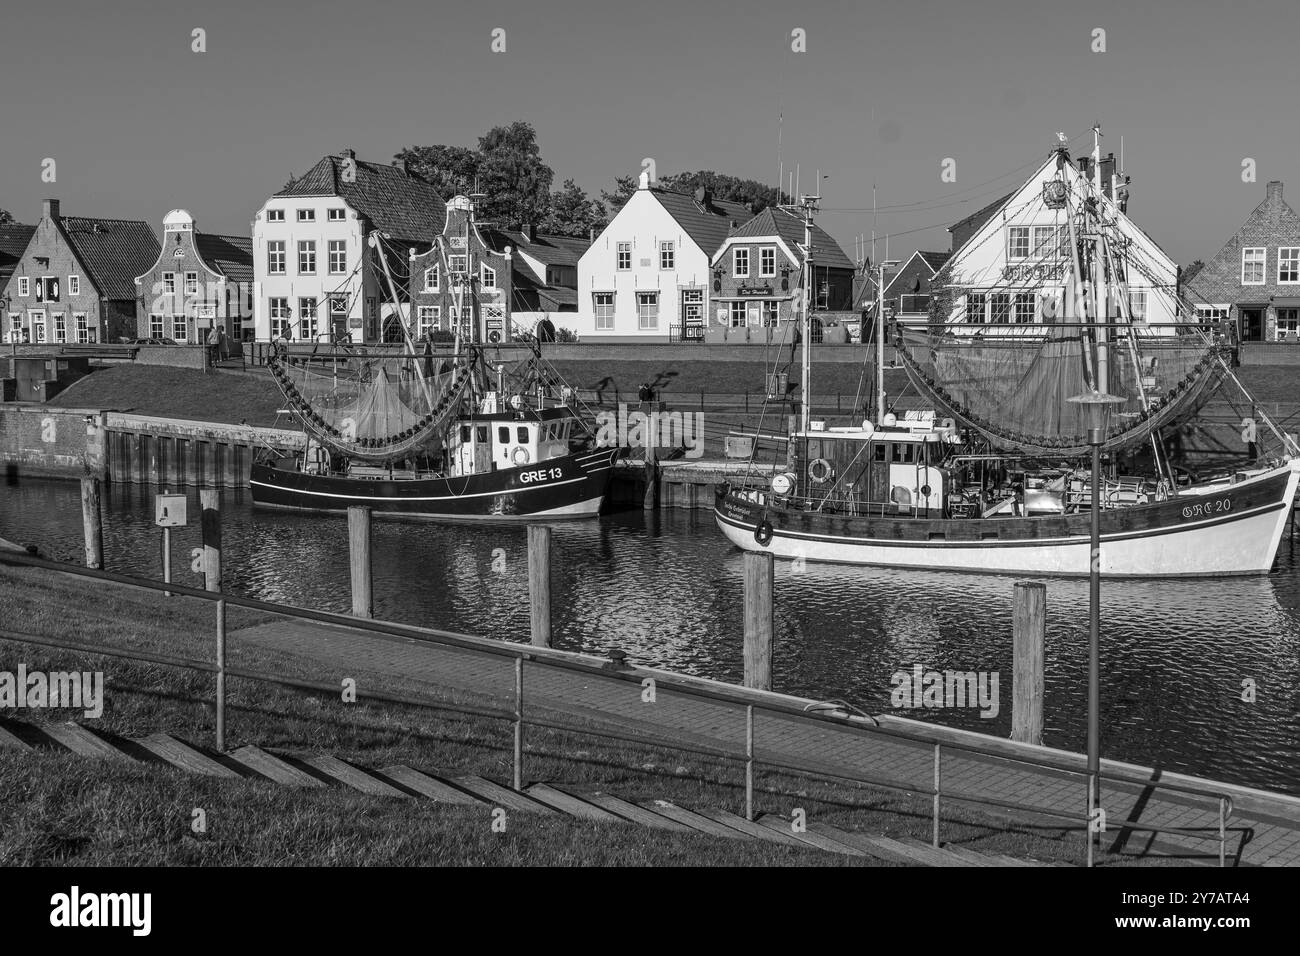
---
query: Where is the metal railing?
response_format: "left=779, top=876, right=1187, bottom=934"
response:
left=0, top=548, right=1245, bottom=866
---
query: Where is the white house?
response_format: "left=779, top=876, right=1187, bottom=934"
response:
left=251, top=149, right=445, bottom=343
left=942, top=148, right=1178, bottom=334
left=576, top=171, right=754, bottom=342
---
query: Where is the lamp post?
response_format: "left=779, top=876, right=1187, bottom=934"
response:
left=1067, top=387, right=1124, bottom=865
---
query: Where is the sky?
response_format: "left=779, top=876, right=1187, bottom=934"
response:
left=2, top=0, right=1298, bottom=266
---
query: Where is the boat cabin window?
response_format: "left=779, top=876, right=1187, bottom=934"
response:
left=476, top=426, right=488, bottom=444
left=873, top=443, right=886, bottom=462
left=498, top=426, right=510, bottom=445
left=517, top=426, right=529, bottom=444
left=460, top=425, right=471, bottom=443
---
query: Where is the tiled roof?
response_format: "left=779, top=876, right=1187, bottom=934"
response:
left=917, top=250, right=951, bottom=272
left=500, top=231, right=589, bottom=267
left=650, top=188, right=755, bottom=256
left=196, top=232, right=254, bottom=284
left=276, top=154, right=446, bottom=243
left=949, top=192, right=1015, bottom=234
left=537, top=287, right=578, bottom=309
left=725, top=207, right=856, bottom=270
left=0, top=223, right=35, bottom=261
left=59, top=217, right=160, bottom=300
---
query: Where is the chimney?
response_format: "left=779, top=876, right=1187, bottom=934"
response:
left=589, top=226, right=595, bottom=243
left=526, top=222, right=537, bottom=242
left=1267, top=181, right=1283, bottom=202
left=341, top=147, right=356, bottom=160
left=1268, top=181, right=1284, bottom=225
left=637, top=169, right=651, bottom=190
left=1077, top=156, right=1091, bottom=179
left=43, top=198, right=60, bottom=221
left=694, top=186, right=713, bottom=210
left=398, top=157, right=409, bottom=176
left=1100, top=153, right=1116, bottom=195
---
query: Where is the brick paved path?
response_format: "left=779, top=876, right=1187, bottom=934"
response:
left=230, top=617, right=1300, bottom=867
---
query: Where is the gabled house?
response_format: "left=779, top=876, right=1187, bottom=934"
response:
left=707, top=206, right=855, bottom=341
left=938, top=151, right=1177, bottom=334
left=577, top=171, right=755, bottom=342
left=1185, top=181, right=1300, bottom=342
left=134, top=210, right=253, bottom=342
left=871, top=250, right=951, bottom=323
left=2, top=199, right=159, bottom=345
left=0, top=222, right=36, bottom=288
left=252, top=149, right=446, bottom=343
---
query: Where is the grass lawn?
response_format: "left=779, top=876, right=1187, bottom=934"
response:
left=0, top=560, right=1157, bottom=867
left=51, top=365, right=288, bottom=427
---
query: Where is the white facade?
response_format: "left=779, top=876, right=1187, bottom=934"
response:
left=944, top=154, right=1179, bottom=335
left=251, top=196, right=377, bottom=342
left=576, top=173, right=714, bottom=341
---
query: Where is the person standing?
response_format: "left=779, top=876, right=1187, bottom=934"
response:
left=206, top=325, right=221, bottom=373
left=1241, top=416, right=1259, bottom=464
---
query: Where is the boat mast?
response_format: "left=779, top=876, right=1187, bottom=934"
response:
left=876, top=258, right=886, bottom=425
left=798, top=192, right=819, bottom=433
left=1091, top=123, right=1110, bottom=392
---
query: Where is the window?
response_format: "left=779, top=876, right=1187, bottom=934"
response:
left=298, top=241, right=316, bottom=275
left=162, top=272, right=176, bottom=294
left=149, top=314, right=164, bottom=338
left=172, top=315, right=188, bottom=342
left=75, top=313, right=89, bottom=343
left=900, top=294, right=930, bottom=314
left=989, top=293, right=1011, bottom=324
left=417, top=306, right=439, bottom=337
left=1128, top=290, right=1148, bottom=323
left=966, top=292, right=987, bottom=323
left=498, top=426, right=510, bottom=445
left=616, top=242, right=631, bottom=271
left=730, top=301, right=747, bottom=327
left=817, top=281, right=831, bottom=311
left=1242, top=247, right=1266, bottom=285
left=54, top=313, right=66, bottom=342
left=593, top=292, right=615, bottom=330
left=267, top=241, right=286, bottom=275
left=517, top=426, right=529, bottom=444
left=760, top=247, right=776, bottom=277
left=297, top=208, right=315, bottom=222
left=1013, top=293, right=1035, bottom=324
left=1279, top=248, right=1300, bottom=284
left=636, top=292, right=659, bottom=330
left=481, top=263, right=497, bottom=288
left=762, top=301, right=779, bottom=326
left=33, top=316, right=46, bottom=343
left=266, top=209, right=285, bottom=223
left=327, top=208, right=346, bottom=222
left=269, top=297, right=291, bottom=338
left=1007, top=226, right=1030, bottom=259
left=328, top=240, right=346, bottom=275
left=1278, top=308, right=1300, bottom=338
left=681, top=288, right=704, bottom=325
left=17, top=277, right=28, bottom=297
left=448, top=254, right=467, bottom=274
left=733, top=248, right=749, bottom=277
left=68, top=275, right=80, bottom=296
left=423, top=265, right=439, bottom=292
left=660, top=241, right=674, bottom=270
left=185, top=272, right=199, bottom=295
left=1196, top=305, right=1231, bottom=324
left=299, top=298, right=318, bottom=339
left=1032, top=225, right=1065, bottom=257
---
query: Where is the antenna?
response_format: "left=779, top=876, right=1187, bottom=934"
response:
left=777, top=111, right=783, bottom=197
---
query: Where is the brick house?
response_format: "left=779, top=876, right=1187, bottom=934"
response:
left=2, top=199, right=159, bottom=344
left=1185, top=181, right=1300, bottom=342
left=0, top=222, right=36, bottom=289
left=133, top=210, right=253, bottom=342
left=407, top=195, right=514, bottom=344
left=707, top=206, right=855, bottom=342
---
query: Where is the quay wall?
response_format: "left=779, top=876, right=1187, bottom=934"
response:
left=0, top=405, right=108, bottom=482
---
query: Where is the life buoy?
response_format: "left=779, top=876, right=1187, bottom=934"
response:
left=511, top=446, right=531, bottom=466
left=754, top=515, right=775, bottom=546
left=808, top=458, right=834, bottom=484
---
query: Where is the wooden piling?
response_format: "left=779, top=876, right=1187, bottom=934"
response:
left=743, top=551, right=774, bottom=690
left=643, top=400, right=659, bottom=510
left=527, top=524, right=552, bottom=647
left=80, top=476, right=103, bottom=570
left=200, top=488, right=222, bottom=592
left=348, top=505, right=372, bottom=618
left=1012, top=581, right=1046, bottom=746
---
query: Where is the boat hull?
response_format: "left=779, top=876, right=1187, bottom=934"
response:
left=714, top=460, right=1300, bottom=577
left=251, top=448, right=619, bottom=521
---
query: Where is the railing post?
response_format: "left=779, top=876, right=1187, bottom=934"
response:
left=513, top=656, right=524, bottom=791
left=215, top=597, right=226, bottom=752
left=200, top=488, right=221, bottom=592
left=932, top=742, right=941, bottom=848
left=1012, top=581, right=1046, bottom=745
left=80, top=476, right=103, bottom=570
left=1219, top=797, right=1227, bottom=868
left=527, top=524, right=552, bottom=647
left=1086, top=774, right=1095, bottom=868
left=348, top=505, right=372, bottom=618
left=745, top=704, right=754, bottom=821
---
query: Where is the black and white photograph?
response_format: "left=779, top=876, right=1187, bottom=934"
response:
left=0, top=0, right=1291, bottom=931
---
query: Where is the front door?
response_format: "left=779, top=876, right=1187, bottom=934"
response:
left=1240, top=308, right=1265, bottom=342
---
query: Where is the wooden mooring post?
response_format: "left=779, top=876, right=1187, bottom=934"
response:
left=199, top=488, right=222, bottom=592
left=743, top=551, right=774, bottom=691
left=348, top=505, right=372, bottom=618
left=1012, top=581, right=1046, bottom=746
left=643, top=400, right=660, bottom=510
left=527, top=524, right=552, bottom=647
left=80, top=476, right=103, bottom=570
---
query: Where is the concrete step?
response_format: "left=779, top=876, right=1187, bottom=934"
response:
left=577, top=791, right=695, bottom=831
left=805, top=822, right=928, bottom=865
left=293, top=754, right=409, bottom=797
left=227, top=745, right=325, bottom=787
left=378, top=766, right=481, bottom=805
left=695, top=808, right=811, bottom=847
left=643, top=801, right=755, bottom=841
left=135, top=734, right=243, bottom=779
left=939, top=843, right=1003, bottom=867
left=754, top=815, right=869, bottom=857
left=40, top=722, right=137, bottom=763
left=0, top=719, right=34, bottom=750
left=524, top=784, right=624, bottom=822
left=448, top=775, right=555, bottom=814
left=887, top=835, right=980, bottom=867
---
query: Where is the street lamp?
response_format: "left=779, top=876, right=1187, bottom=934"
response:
left=1067, top=387, right=1125, bottom=865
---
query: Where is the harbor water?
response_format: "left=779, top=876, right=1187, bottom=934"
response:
left=1, top=477, right=1297, bottom=796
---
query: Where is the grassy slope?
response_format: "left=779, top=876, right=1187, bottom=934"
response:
left=0, top=562, right=1144, bottom=866
left=50, top=365, right=288, bottom=427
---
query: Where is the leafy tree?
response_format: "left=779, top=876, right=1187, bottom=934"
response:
left=0, top=208, right=13, bottom=224
left=601, top=170, right=789, bottom=218
left=474, top=122, right=553, bottom=230
left=540, top=179, right=605, bottom=237
left=1181, top=259, right=1206, bottom=287
left=394, top=144, right=481, bottom=198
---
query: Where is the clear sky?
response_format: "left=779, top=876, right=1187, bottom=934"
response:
left=2, top=0, right=1297, bottom=265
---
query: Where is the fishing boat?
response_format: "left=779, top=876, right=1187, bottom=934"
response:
left=252, top=220, right=618, bottom=521
left=715, top=130, right=1300, bottom=576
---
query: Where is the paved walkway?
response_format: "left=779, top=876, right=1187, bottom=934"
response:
left=229, top=617, right=1300, bottom=867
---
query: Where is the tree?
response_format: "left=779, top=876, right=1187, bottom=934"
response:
left=394, top=144, right=481, bottom=198
left=601, top=170, right=789, bottom=218
left=540, top=179, right=606, bottom=237
left=1181, top=259, right=1206, bottom=287
left=0, top=208, right=13, bottom=224
left=474, top=122, right=553, bottom=230
left=600, top=175, right=639, bottom=216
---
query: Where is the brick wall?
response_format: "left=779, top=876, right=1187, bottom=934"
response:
left=0, top=405, right=107, bottom=480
